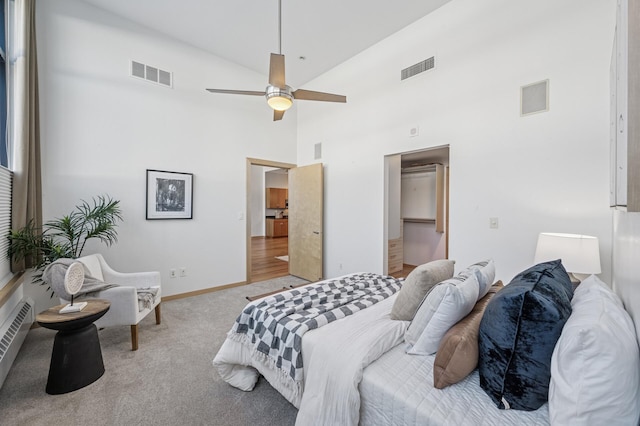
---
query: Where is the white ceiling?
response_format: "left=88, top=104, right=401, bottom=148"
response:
left=79, top=0, right=452, bottom=88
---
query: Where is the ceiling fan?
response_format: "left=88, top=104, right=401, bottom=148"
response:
left=205, top=0, right=347, bottom=121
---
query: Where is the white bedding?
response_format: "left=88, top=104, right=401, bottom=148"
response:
left=359, top=345, right=550, bottom=425
left=214, top=292, right=407, bottom=423
left=214, top=280, right=551, bottom=426
left=296, top=295, right=407, bottom=426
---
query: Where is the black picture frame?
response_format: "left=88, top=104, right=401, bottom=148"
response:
left=146, top=169, right=193, bottom=220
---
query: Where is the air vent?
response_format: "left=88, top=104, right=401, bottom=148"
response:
left=401, top=57, right=435, bottom=81
left=131, top=60, right=173, bottom=88
left=521, top=79, right=549, bottom=116
left=314, top=143, right=322, bottom=160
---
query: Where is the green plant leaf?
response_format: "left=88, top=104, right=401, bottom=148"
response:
left=7, top=194, right=123, bottom=296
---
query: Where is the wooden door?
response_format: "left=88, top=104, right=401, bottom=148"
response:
left=288, top=163, right=323, bottom=281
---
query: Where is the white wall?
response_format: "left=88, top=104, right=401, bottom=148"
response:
left=265, top=171, right=288, bottom=188
left=297, top=0, right=616, bottom=283
left=250, top=166, right=265, bottom=237
left=386, top=155, right=402, bottom=240
left=0, top=284, right=23, bottom=330
left=403, top=222, right=446, bottom=266
left=36, top=0, right=297, bottom=301
left=612, top=210, right=640, bottom=343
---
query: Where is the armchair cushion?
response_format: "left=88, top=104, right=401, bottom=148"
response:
left=61, top=253, right=161, bottom=327
left=79, top=255, right=105, bottom=281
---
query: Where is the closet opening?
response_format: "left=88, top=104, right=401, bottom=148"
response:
left=384, top=146, right=450, bottom=277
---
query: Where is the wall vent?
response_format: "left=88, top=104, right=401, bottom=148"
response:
left=521, top=79, right=549, bottom=116
left=131, top=60, right=173, bottom=88
left=401, top=57, right=435, bottom=81
left=314, top=143, right=322, bottom=160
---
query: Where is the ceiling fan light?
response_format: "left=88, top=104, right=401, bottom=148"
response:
left=266, top=85, right=293, bottom=111
left=267, top=95, right=293, bottom=111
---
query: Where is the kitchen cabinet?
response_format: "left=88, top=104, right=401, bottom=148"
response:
left=266, top=188, right=288, bottom=209
left=266, top=218, right=288, bottom=237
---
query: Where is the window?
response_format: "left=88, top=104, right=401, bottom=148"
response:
left=0, top=166, right=10, bottom=286
left=0, top=1, right=6, bottom=168
left=0, top=0, right=13, bottom=287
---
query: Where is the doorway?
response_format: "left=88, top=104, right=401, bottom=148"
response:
left=384, top=146, right=450, bottom=277
left=246, top=159, right=325, bottom=283
left=246, top=158, right=296, bottom=283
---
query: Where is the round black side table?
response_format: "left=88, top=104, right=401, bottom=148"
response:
left=36, top=299, right=110, bottom=395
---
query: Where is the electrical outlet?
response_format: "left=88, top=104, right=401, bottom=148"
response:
left=169, top=268, right=177, bottom=278
left=179, top=267, right=187, bottom=277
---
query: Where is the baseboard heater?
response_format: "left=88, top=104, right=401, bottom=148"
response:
left=0, top=298, right=34, bottom=389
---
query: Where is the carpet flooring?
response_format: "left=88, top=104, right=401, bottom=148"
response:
left=0, top=275, right=308, bottom=426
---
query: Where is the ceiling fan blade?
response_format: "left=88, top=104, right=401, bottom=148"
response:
left=273, top=109, right=285, bottom=121
left=269, top=53, right=286, bottom=89
left=293, top=89, right=346, bottom=103
left=206, top=88, right=266, bottom=96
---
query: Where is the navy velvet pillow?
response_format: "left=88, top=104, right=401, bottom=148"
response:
left=478, top=259, right=572, bottom=411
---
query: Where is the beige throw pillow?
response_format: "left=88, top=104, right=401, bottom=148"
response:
left=390, top=259, right=455, bottom=321
left=433, top=281, right=503, bottom=389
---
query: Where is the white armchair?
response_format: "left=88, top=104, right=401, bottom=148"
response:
left=58, top=253, right=162, bottom=350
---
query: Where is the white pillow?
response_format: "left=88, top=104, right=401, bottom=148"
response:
left=549, top=275, right=640, bottom=426
left=405, top=273, right=479, bottom=355
left=573, top=272, right=624, bottom=308
left=472, top=259, right=495, bottom=300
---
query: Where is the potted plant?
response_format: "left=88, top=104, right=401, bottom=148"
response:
left=7, top=195, right=122, bottom=296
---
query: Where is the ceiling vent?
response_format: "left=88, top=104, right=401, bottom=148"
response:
left=401, top=56, right=435, bottom=81
left=131, top=60, right=172, bottom=88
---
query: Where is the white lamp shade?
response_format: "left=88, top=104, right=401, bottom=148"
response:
left=534, top=232, right=601, bottom=274
left=267, top=95, right=293, bottom=111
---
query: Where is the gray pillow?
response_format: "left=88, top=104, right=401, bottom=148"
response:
left=390, top=259, right=455, bottom=321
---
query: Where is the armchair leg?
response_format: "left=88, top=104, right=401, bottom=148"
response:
left=131, top=324, right=139, bottom=351
left=155, top=303, right=162, bottom=325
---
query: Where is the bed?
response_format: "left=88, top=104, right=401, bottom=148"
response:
left=213, top=260, right=640, bottom=426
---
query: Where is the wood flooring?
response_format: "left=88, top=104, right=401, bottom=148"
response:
left=250, top=236, right=416, bottom=283
left=251, top=236, right=289, bottom=282
left=390, top=264, right=417, bottom=279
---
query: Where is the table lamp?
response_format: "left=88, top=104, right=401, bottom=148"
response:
left=534, top=232, right=601, bottom=282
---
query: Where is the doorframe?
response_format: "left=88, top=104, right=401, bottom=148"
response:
left=246, top=157, right=296, bottom=283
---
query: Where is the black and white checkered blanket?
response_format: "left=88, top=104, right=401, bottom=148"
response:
left=230, top=273, right=402, bottom=384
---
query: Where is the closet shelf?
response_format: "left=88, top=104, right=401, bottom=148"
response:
left=403, top=218, right=436, bottom=224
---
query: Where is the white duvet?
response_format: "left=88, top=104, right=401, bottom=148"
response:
left=213, top=293, right=407, bottom=425
left=213, top=288, right=553, bottom=426
left=360, top=345, right=550, bottom=425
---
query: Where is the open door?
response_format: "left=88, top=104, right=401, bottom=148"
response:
left=288, top=163, right=323, bottom=281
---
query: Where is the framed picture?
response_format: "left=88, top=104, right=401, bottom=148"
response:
left=146, top=169, right=193, bottom=220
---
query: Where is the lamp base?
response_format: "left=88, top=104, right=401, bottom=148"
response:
left=60, top=302, right=88, bottom=314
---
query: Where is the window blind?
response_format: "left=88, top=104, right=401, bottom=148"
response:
left=0, top=166, right=12, bottom=288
